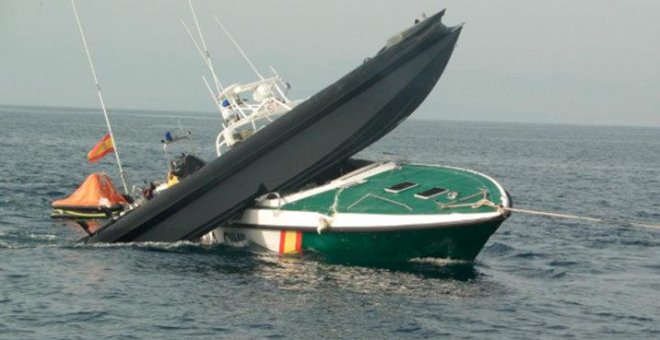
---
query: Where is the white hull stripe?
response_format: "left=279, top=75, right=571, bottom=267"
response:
left=227, top=209, right=505, bottom=232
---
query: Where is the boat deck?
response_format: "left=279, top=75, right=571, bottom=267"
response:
left=276, top=163, right=508, bottom=216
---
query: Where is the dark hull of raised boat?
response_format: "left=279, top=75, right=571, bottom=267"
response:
left=87, top=11, right=462, bottom=243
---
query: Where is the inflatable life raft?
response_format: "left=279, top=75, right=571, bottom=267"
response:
left=51, top=173, right=128, bottom=219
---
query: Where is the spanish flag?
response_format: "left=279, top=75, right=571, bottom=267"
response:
left=279, top=230, right=302, bottom=254
left=87, top=133, right=115, bottom=163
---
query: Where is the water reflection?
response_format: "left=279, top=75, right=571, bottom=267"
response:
left=49, top=240, right=490, bottom=301
left=125, top=244, right=487, bottom=298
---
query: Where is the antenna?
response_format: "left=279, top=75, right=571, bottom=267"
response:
left=70, top=0, right=130, bottom=194
left=213, top=14, right=264, bottom=80
left=187, top=0, right=224, bottom=95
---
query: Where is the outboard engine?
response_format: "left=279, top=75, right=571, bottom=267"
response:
left=170, top=154, right=206, bottom=180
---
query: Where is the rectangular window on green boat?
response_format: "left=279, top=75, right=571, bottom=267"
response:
left=385, top=181, right=418, bottom=193
left=414, top=187, right=447, bottom=199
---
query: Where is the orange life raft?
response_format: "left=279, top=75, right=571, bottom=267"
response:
left=51, top=173, right=128, bottom=219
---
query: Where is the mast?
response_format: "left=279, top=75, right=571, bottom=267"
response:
left=71, top=0, right=130, bottom=194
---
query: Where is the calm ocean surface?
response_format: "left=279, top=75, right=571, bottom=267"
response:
left=1, top=105, right=658, bottom=339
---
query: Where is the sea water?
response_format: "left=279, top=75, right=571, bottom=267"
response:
left=1, top=106, right=658, bottom=339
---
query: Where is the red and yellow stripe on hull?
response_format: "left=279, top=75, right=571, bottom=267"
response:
left=279, top=230, right=302, bottom=254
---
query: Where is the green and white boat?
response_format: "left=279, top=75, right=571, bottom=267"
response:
left=202, top=160, right=511, bottom=264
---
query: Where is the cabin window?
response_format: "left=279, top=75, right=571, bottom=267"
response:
left=414, top=187, right=448, bottom=200
left=385, top=181, right=418, bottom=193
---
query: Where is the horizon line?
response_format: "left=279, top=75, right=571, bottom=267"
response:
left=1, top=103, right=658, bottom=129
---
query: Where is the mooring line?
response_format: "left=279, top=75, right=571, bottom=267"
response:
left=505, top=207, right=660, bottom=230
left=437, top=195, right=657, bottom=231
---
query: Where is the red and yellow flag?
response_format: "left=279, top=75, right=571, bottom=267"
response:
left=87, top=133, right=115, bottom=163
left=279, top=230, right=302, bottom=254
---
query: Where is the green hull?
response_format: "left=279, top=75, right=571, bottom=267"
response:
left=300, top=219, right=504, bottom=264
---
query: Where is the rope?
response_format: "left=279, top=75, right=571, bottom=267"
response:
left=436, top=188, right=488, bottom=210
left=329, top=187, right=345, bottom=216
left=464, top=198, right=660, bottom=231
left=439, top=193, right=659, bottom=231
left=505, top=207, right=660, bottom=230
left=347, top=193, right=413, bottom=212
left=317, top=187, right=345, bottom=235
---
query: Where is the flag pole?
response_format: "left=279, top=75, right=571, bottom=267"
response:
left=71, top=0, right=130, bottom=194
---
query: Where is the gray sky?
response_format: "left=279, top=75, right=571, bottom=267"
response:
left=1, top=0, right=659, bottom=127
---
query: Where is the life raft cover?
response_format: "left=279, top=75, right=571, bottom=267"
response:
left=52, top=173, right=127, bottom=211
